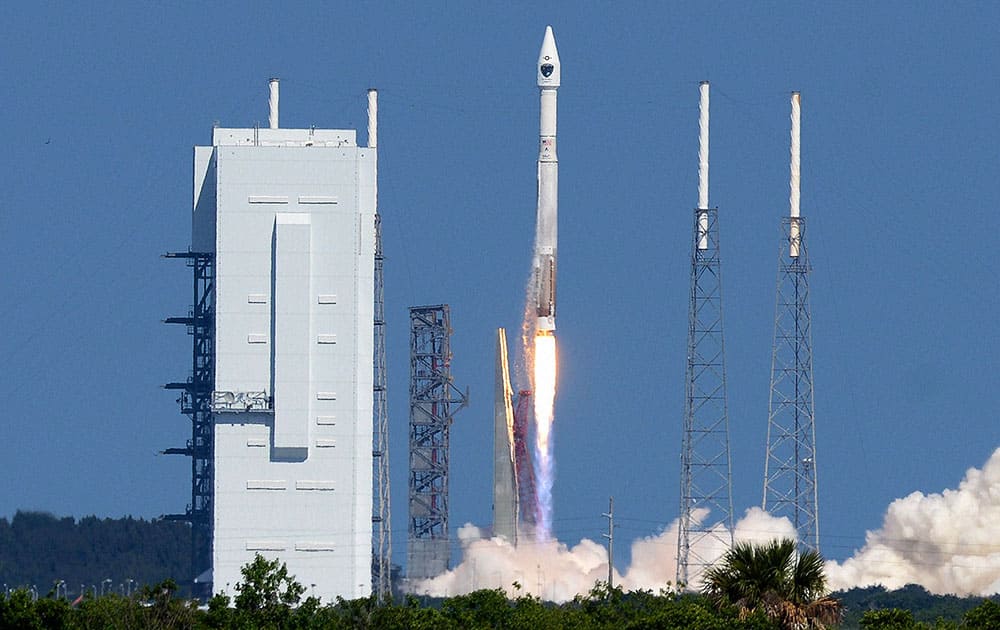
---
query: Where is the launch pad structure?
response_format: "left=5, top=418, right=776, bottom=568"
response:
left=163, top=251, right=215, bottom=600
left=763, top=218, right=817, bottom=551
left=166, top=79, right=380, bottom=601
left=763, top=92, right=819, bottom=552
left=677, top=82, right=734, bottom=588
left=407, top=305, right=468, bottom=581
left=676, top=204, right=735, bottom=586
left=372, top=211, right=391, bottom=598
left=159, top=38, right=824, bottom=603
left=370, top=90, right=392, bottom=602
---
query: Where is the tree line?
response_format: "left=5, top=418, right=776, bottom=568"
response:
left=3, top=518, right=1000, bottom=629
left=0, top=511, right=191, bottom=598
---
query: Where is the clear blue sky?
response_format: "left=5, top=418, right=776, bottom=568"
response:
left=2, top=3, right=998, bottom=571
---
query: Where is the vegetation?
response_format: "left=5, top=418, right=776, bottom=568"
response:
left=702, top=538, right=842, bottom=629
left=3, top=554, right=1000, bottom=629
left=0, top=511, right=191, bottom=597
left=4, top=520, right=1000, bottom=629
left=835, top=584, right=1000, bottom=628
left=0, top=554, right=777, bottom=629
left=854, top=599, right=1000, bottom=629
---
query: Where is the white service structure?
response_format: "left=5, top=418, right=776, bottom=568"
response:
left=192, top=82, right=376, bottom=601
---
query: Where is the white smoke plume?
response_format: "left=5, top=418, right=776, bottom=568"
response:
left=826, top=447, right=1000, bottom=596
left=412, top=508, right=796, bottom=602
left=620, top=507, right=796, bottom=592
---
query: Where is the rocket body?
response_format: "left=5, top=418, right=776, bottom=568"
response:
left=534, top=26, right=560, bottom=333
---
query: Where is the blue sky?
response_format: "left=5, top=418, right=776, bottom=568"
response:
left=2, top=3, right=999, bottom=571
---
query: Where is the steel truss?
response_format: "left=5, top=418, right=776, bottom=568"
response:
left=163, top=251, right=215, bottom=600
left=763, top=217, right=819, bottom=552
left=372, top=214, right=392, bottom=600
left=406, top=305, right=467, bottom=581
left=677, top=207, right=734, bottom=588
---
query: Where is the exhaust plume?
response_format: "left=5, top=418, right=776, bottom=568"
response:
left=413, top=508, right=796, bottom=601
left=826, top=447, right=1000, bottom=595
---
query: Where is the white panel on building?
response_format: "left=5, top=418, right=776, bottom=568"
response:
left=272, top=213, right=312, bottom=451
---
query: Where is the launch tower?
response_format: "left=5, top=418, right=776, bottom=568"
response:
left=677, top=81, right=734, bottom=587
left=762, top=92, right=819, bottom=552
left=407, top=305, right=467, bottom=580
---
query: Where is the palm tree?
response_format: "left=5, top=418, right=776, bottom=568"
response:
left=701, top=538, right=842, bottom=630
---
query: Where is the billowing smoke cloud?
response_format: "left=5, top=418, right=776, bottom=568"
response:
left=826, top=447, right=1000, bottom=596
left=412, top=508, right=796, bottom=602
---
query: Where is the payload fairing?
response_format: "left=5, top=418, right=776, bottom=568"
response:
left=534, top=26, right=560, bottom=333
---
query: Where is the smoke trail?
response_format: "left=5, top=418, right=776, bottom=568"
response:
left=826, top=447, right=1000, bottom=596
left=413, top=508, right=796, bottom=602
left=533, top=333, right=556, bottom=540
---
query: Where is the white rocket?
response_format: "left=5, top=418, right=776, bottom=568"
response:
left=534, top=26, right=560, bottom=333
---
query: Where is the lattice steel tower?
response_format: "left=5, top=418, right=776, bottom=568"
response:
left=677, top=82, right=734, bottom=588
left=163, top=251, right=215, bottom=599
left=762, top=92, right=819, bottom=552
left=372, top=212, right=391, bottom=598
left=407, top=305, right=468, bottom=581
left=368, top=89, right=392, bottom=601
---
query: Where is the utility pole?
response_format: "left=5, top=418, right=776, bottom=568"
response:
left=602, top=496, right=615, bottom=589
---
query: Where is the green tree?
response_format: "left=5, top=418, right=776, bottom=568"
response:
left=440, top=588, right=513, bottom=627
left=859, top=608, right=919, bottom=629
left=702, top=538, right=842, bottom=630
left=0, top=589, right=42, bottom=630
left=231, top=554, right=305, bottom=628
left=33, top=597, right=71, bottom=630
left=370, top=594, right=450, bottom=630
left=137, top=579, right=199, bottom=629
left=963, top=599, right=1000, bottom=629
left=197, top=593, right=234, bottom=629
left=70, top=593, right=145, bottom=630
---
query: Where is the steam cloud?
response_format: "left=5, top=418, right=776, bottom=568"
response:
left=826, top=447, right=1000, bottom=596
left=416, top=449, right=1000, bottom=601
left=412, top=507, right=795, bottom=602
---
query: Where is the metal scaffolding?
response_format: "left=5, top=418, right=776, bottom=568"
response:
left=163, top=251, right=215, bottom=599
left=372, top=214, right=392, bottom=600
left=406, top=305, right=467, bottom=581
left=762, top=217, right=819, bottom=552
left=677, top=206, right=734, bottom=588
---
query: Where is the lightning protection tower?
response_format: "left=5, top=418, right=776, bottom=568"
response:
left=762, top=92, right=819, bottom=552
left=677, top=82, right=734, bottom=588
left=369, top=89, right=392, bottom=601
left=407, top=305, right=468, bottom=581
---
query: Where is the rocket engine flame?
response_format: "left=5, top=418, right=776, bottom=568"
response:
left=533, top=332, right=556, bottom=540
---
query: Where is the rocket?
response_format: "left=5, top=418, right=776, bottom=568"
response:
left=534, top=26, right=560, bottom=333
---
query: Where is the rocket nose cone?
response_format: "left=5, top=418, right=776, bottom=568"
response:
left=537, top=25, right=560, bottom=87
